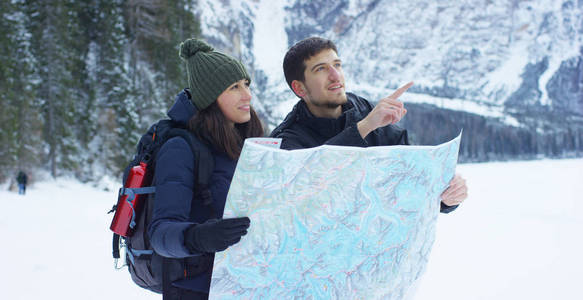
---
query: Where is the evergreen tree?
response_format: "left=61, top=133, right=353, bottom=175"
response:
left=68, top=0, right=98, bottom=180
left=92, top=0, right=138, bottom=176
left=25, top=0, right=87, bottom=177
left=0, top=0, right=41, bottom=182
left=124, top=0, right=201, bottom=128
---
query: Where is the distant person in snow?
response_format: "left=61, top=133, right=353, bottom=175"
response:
left=16, top=171, right=28, bottom=195
left=270, top=36, right=467, bottom=212
left=148, top=38, right=263, bottom=299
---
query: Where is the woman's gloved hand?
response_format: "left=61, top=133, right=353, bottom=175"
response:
left=184, top=217, right=250, bottom=253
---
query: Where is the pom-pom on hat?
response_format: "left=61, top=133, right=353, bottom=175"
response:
left=179, top=38, right=251, bottom=110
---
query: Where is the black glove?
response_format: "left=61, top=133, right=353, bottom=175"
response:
left=184, top=217, right=250, bottom=253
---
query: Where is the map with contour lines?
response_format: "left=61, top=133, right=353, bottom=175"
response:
left=210, top=133, right=461, bottom=299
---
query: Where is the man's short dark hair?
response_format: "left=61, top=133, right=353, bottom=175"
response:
left=283, top=37, right=338, bottom=91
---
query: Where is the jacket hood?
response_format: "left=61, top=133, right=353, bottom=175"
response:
left=167, top=89, right=197, bottom=125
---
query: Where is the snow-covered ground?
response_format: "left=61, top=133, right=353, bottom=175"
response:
left=1, top=158, right=581, bottom=299
left=415, top=158, right=583, bottom=300
left=0, top=177, right=159, bottom=300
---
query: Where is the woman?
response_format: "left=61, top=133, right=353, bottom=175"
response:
left=148, top=38, right=263, bottom=299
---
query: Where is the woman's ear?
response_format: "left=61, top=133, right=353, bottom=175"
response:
left=291, top=80, right=306, bottom=98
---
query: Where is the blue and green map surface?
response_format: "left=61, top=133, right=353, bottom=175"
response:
left=210, top=134, right=461, bottom=299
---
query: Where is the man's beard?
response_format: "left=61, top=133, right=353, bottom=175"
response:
left=312, top=101, right=343, bottom=109
left=305, top=87, right=347, bottom=109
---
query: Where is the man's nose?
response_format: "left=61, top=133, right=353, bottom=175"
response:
left=328, top=66, right=341, bottom=81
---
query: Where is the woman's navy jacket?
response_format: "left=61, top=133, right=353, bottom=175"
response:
left=147, top=90, right=237, bottom=292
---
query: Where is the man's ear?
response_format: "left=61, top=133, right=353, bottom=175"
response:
left=291, top=80, right=306, bottom=98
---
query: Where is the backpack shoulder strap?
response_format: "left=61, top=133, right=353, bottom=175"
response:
left=166, top=128, right=215, bottom=206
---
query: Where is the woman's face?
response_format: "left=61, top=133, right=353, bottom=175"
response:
left=217, top=79, right=252, bottom=125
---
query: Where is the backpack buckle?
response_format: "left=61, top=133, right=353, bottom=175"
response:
left=114, top=258, right=127, bottom=270
left=114, top=238, right=128, bottom=270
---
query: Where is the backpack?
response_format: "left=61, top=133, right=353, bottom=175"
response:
left=17, top=171, right=27, bottom=184
left=108, top=119, right=215, bottom=293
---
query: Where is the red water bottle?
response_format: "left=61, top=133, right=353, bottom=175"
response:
left=110, top=162, right=150, bottom=237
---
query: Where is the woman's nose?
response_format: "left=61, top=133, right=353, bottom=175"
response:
left=242, top=85, right=252, bottom=100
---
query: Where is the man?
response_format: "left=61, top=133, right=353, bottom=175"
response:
left=270, top=37, right=467, bottom=212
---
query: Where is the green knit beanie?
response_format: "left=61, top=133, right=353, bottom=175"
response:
left=179, top=38, right=251, bottom=110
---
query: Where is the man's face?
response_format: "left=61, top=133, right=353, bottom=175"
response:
left=294, top=48, right=347, bottom=118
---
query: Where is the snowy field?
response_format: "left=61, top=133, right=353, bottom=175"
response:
left=1, top=158, right=582, bottom=300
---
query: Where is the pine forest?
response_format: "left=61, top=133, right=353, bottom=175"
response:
left=0, top=0, right=201, bottom=182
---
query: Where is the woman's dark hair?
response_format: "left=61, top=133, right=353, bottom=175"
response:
left=283, top=37, right=338, bottom=92
left=188, top=101, right=264, bottom=160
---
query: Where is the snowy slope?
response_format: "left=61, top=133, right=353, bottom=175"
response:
left=1, top=158, right=582, bottom=299
left=335, top=0, right=582, bottom=105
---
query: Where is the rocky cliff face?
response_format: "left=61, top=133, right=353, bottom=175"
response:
left=547, top=47, right=583, bottom=113
left=193, top=0, right=583, bottom=161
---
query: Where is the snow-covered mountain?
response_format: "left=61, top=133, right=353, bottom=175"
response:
left=191, top=0, right=583, bottom=160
